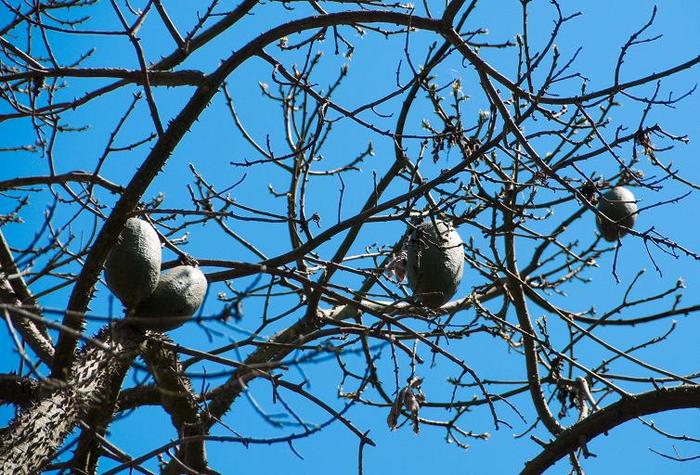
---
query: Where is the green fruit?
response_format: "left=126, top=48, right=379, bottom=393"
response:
left=596, top=186, right=638, bottom=242
left=406, top=219, right=464, bottom=308
left=105, top=218, right=161, bottom=308
left=132, top=265, right=207, bottom=331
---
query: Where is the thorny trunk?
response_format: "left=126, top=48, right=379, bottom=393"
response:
left=0, top=323, right=145, bottom=474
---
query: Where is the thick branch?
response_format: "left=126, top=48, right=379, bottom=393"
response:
left=522, top=385, right=700, bottom=474
left=0, top=68, right=205, bottom=86
left=116, top=384, right=161, bottom=411
left=142, top=334, right=211, bottom=474
left=0, top=230, right=54, bottom=365
left=0, top=281, right=54, bottom=365
left=504, top=192, right=564, bottom=436
left=70, top=382, right=126, bottom=474
left=0, top=171, right=124, bottom=194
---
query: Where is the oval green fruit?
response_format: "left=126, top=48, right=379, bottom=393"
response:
left=406, top=219, right=464, bottom=308
left=596, top=186, right=638, bottom=242
left=132, top=265, right=208, bottom=331
left=105, top=218, right=161, bottom=308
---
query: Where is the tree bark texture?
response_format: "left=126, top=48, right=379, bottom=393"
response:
left=0, top=323, right=145, bottom=474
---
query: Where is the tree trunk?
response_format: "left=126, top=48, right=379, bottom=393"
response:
left=0, top=322, right=145, bottom=474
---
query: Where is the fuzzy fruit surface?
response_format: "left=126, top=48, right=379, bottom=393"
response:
left=105, top=218, right=162, bottom=308
left=406, top=219, right=464, bottom=308
left=596, top=186, right=638, bottom=242
left=132, top=265, right=208, bottom=331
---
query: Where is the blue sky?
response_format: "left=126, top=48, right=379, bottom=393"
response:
left=1, top=2, right=700, bottom=473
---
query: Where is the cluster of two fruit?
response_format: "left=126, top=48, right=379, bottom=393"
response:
left=104, top=218, right=207, bottom=331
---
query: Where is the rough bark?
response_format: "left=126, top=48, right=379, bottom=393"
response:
left=142, top=334, right=214, bottom=474
left=0, top=323, right=145, bottom=474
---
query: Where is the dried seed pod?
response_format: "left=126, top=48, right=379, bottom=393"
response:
left=596, top=186, right=638, bottom=242
left=406, top=219, right=464, bottom=308
left=104, top=218, right=161, bottom=308
left=132, top=265, right=207, bottom=331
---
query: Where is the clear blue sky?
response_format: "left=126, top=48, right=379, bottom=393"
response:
left=1, top=2, right=700, bottom=473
